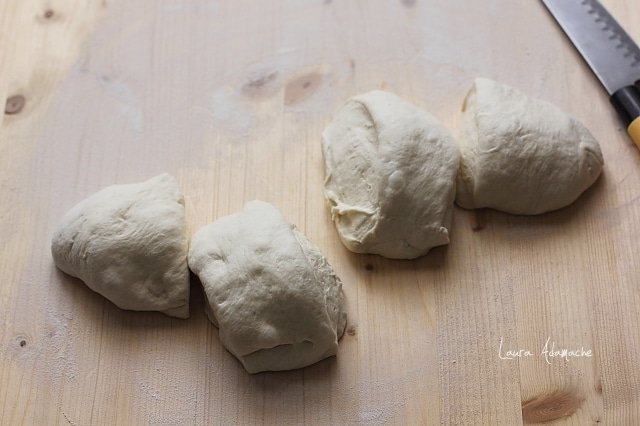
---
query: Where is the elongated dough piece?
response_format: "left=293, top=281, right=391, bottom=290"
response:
left=188, top=201, right=347, bottom=373
left=456, top=78, right=604, bottom=215
left=51, top=174, right=190, bottom=318
left=322, top=90, right=460, bottom=259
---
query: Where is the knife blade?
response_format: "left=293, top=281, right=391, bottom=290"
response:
left=542, top=0, right=640, bottom=149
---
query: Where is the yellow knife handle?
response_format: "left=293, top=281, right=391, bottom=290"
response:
left=629, top=116, right=640, bottom=150
left=611, top=85, right=640, bottom=150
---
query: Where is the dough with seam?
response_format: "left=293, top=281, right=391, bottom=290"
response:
left=188, top=200, right=347, bottom=374
left=456, top=78, right=604, bottom=215
left=322, top=90, right=460, bottom=259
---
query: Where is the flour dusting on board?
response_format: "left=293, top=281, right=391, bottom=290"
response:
left=355, top=368, right=424, bottom=424
left=97, top=77, right=143, bottom=133
left=134, top=360, right=202, bottom=424
left=322, top=364, right=430, bottom=424
left=44, top=309, right=80, bottom=382
left=202, top=86, right=254, bottom=137
left=7, top=271, right=80, bottom=386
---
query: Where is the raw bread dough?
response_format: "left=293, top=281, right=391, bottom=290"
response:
left=321, top=90, right=459, bottom=259
left=188, top=201, right=347, bottom=374
left=456, top=78, right=604, bottom=215
left=51, top=174, right=190, bottom=318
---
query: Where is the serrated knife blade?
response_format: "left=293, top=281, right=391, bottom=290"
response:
left=542, top=0, right=640, bottom=148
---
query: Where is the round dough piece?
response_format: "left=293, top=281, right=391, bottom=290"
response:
left=188, top=201, right=347, bottom=374
left=51, top=174, right=190, bottom=318
left=322, top=90, right=460, bottom=259
left=456, top=78, right=604, bottom=215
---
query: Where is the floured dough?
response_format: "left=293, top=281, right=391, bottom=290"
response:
left=188, top=201, right=347, bottom=374
left=321, top=90, right=459, bottom=259
left=456, top=78, right=604, bottom=215
left=51, top=174, right=190, bottom=318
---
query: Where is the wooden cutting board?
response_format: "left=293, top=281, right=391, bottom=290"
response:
left=1, top=0, right=639, bottom=424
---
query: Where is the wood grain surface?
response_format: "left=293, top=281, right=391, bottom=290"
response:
left=1, top=0, right=640, bottom=424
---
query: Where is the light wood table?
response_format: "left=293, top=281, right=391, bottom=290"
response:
left=1, top=0, right=639, bottom=424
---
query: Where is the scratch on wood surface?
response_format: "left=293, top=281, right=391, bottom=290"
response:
left=242, top=71, right=279, bottom=97
left=62, top=411, right=77, bottom=426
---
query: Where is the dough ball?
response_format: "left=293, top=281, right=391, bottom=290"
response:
left=456, top=78, right=604, bottom=215
left=322, top=90, right=460, bottom=259
left=188, top=201, right=347, bottom=374
left=51, top=174, right=190, bottom=318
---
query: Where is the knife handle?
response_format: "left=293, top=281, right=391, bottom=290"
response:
left=630, top=117, right=640, bottom=150
left=611, top=85, right=640, bottom=150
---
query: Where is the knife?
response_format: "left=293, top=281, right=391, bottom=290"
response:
left=542, top=0, right=640, bottom=149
